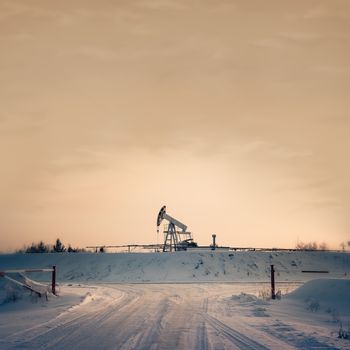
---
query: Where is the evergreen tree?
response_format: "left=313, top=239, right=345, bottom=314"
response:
left=52, top=238, right=66, bottom=253
left=25, top=241, right=50, bottom=253
left=38, top=240, right=50, bottom=253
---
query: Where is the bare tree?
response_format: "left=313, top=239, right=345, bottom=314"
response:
left=340, top=242, right=346, bottom=251
left=319, top=242, right=328, bottom=251
left=296, top=241, right=319, bottom=250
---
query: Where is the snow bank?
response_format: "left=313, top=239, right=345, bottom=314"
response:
left=0, top=272, right=52, bottom=305
left=0, top=251, right=349, bottom=283
left=0, top=278, right=23, bottom=305
left=288, top=278, right=350, bottom=313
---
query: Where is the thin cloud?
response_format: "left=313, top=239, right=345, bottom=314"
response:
left=0, top=0, right=349, bottom=250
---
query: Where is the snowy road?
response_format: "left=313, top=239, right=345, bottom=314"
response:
left=1, top=283, right=347, bottom=350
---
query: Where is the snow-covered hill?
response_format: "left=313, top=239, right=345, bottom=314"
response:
left=1, top=250, right=349, bottom=283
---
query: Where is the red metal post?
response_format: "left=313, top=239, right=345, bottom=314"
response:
left=271, top=264, right=276, bottom=300
left=52, top=266, right=56, bottom=295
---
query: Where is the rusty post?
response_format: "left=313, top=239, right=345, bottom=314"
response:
left=271, top=264, right=276, bottom=300
left=52, top=265, right=56, bottom=295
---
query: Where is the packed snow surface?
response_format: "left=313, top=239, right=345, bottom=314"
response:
left=1, top=251, right=350, bottom=349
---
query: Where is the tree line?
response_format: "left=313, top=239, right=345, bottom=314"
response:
left=295, top=241, right=350, bottom=251
left=295, top=241, right=328, bottom=251
left=17, top=238, right=86, bottom=253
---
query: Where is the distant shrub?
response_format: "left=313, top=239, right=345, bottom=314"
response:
left=67, top=245, right=86, bottom=253
left=258, top=289, right=281, bottom=300
left=338, top=322, right=350, bottom=339
left=307, top=299, right=320, bottom=312
left=258, top=288, right=270, bottom=300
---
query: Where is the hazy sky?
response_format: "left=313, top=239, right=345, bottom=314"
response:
left=1, top=0, right=350, bottom=251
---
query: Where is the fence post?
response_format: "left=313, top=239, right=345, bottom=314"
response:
left=52, top=266, right=56, bottom=295
left=271, top=264, right=276, bottom=300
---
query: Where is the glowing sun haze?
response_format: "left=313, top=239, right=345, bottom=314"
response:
left=1, top=0, right=349, bottom=251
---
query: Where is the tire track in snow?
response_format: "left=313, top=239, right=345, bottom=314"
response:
left=36, top=285, right=169, bottom=349
left=0, top=284, right=306, bottom=349
left=204, top=313, right=269, bottom=350
left=41, top=289, right=143, bottom=349
left=195, top=298, right=209, bottom=350
left=196, top=320, right=209, bottom=350
left=119, top=299, right=169, bottom=350
left=2, top=287, right=131, bottom=349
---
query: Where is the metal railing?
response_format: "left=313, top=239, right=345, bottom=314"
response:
left=0, top=266, right=57, bottom=296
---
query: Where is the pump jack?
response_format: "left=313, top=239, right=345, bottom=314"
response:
left=157, top=206, right=197, bottom=252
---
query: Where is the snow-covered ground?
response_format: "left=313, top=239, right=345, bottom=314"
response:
left=1, top=251, right=350, bottom=349
left=0, top=250, right=349, bottom=283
